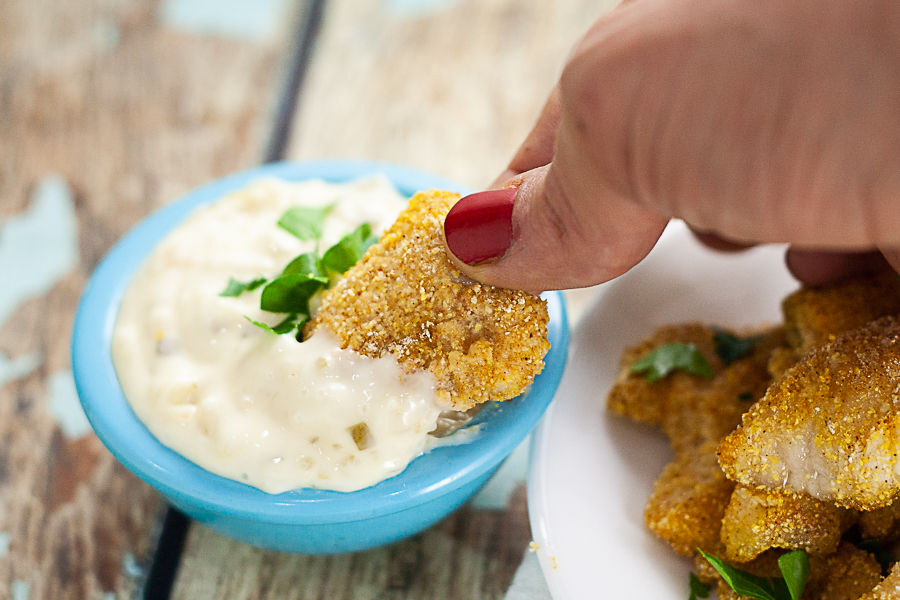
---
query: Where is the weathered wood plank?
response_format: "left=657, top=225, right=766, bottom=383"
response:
left=0, top=0, right=292, bottom=597
left=173, top=1, right=616, bottom=598
left=288, top=0, right=618, bottom=189
left=174, top=486, right=530, bottom=600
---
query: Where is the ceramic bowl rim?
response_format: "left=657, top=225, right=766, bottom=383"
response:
left=72, top=159, right=569, bottom=525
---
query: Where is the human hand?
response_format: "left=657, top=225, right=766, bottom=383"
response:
left=443, top=0, right=900, bottom=291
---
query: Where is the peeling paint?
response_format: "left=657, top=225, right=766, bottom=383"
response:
left=47, top=370, right=92, bottom=439
left=11, top=581, right=30, bottom=600
left=160, top=0, right=288, bottom=41
left=0, top=174, right=78, bottom=327
left=122, top=552, right=144, bottom=579
left=123, top=553, right=145, bottom=578
left=0, top=351, right=41, bottom=388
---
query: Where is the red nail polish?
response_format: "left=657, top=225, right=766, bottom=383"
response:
left=444, top=188, right=516, bottom=266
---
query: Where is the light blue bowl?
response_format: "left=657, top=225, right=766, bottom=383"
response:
left=72, top=160, right=569, bottom=554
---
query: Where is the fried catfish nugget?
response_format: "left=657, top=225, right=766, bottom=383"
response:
left=613, top=326, right=783, bottom=555
left=607, top=324, right=722, bottom=427
left=860, top=562, right=900, bottom=600
left=806, top=543, right=885, bottom=600
left=608, top=324, right=783, bottom=449
left=720, top=484, right=855, bottom=562
left=645, top=440, right=735, bottom=556
left=305, top=190, right=550, bottom=410
left=719, top=316, right=900, bottom=510
left=782, top=270, right=900, bottom=357
left=860, top=503, right=900, bottom=541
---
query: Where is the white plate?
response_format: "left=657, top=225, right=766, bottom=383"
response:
left=528, top=221, right=799, bottom=600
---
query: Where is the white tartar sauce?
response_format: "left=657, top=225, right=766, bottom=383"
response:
left=112, top=176, right=451, bottom=494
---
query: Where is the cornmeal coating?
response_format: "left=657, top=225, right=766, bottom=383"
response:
left=608, top=324, right=783, bottom=451
left=608, top=324, right=723, bottom=427
left=613, top=325, right=783, bottom=556
left=860, top=503, right=900, bottom=541
left=803, top=543, right=883, bottom=600
left=860, top=562, right=900, bottom=600
left=662, top=329, right=783, bottom=455
left=305, top=190, right=550, bottom=410
left=721, top=484, right=855, bottom=562
left=782, top=270, right=900, bottom=357
left=718, top=316, right=900, bottom=510
left=645, top=441, right=735, bottom=556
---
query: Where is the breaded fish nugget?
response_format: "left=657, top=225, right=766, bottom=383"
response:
left=801, top=543, right=883, bottom=600
left=720, top=484, right=854, bottom=562
left=305, top=190, right=550, bottom=410
left=609, top=325, right=782, bottom=443
left=607, top=324, right=722, bottom=427
left=859, top=561, right=900, bottom=600
left=661, top=329, right=783, bottom=455
left=645, top=441, right=735, bottom=556
left=613, top=325, right=783, bottom=556
left=718, top=316, right=900, bottom=510
left=782, top=270, right=900, bottom=357
left=860, top=503, right=900, bottom=541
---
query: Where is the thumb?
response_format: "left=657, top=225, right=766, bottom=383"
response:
left=443, top=163, right=668, bottom=291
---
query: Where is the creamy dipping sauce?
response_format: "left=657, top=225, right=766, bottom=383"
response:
left=112, top=176, right=453, bottom=494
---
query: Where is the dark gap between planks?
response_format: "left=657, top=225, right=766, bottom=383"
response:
left=139, top=1, right=328, bottom=598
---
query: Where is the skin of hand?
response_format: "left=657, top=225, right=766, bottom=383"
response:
left=442, top=0, right=900, bottom=291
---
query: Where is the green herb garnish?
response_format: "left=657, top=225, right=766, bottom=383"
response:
left=320, top=223, right=379, bottom=275
left=260, top=274, right=328, bottom=314
left=713, top=328, right=763, bottom=365
left=282, top=252, right=323, bottom=278
left=630, top=343, right=715, bottom=383
left=737, top=391, right=755, bottom=402
left=277, top=204, right=333, bottom=240
left=689, top=573, right=712, bottom=600
left=699, top=549, right=809, bottom=600
left=219, top=276, right=267, bottom=297
left=226, top=206, right=380, bottom=338
left=778, top=550, right=810, bottom=600
left=246, top=313, right=310, bottom=337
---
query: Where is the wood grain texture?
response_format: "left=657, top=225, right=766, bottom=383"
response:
left=173, top=486, right=531, bottom=600
left=288, top=0, right=620, bottom=189
left=0, top=0, right=289, bottom=597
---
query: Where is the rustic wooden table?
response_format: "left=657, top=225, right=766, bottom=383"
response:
left=0, top=0, right=615, bottom=598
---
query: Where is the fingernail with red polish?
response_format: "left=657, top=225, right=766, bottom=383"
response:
left=444, top=188, right=517, bottom=266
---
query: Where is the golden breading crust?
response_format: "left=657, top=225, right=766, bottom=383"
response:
left=608, top=324, right=783, bottom=453
left=611, top=324, right=784, bottom=558
left=718, top=316, right=900, bottom=511
left=859, top=561, right=900, bottom=600
left=607, top=324, right=723, bottom=427
left=645, top=440, right=735, bottom=556
left=860, top=503, right=900, bottom=541
left=782, top=270, right=900, bottom=357
left=801, top=543, right=883, bottom=600
left=304, top=190, right=550, bottom=410
left=720, top=484, right=855, bottom=562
